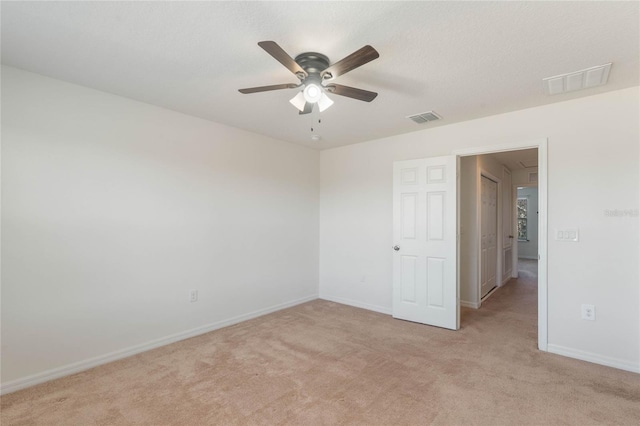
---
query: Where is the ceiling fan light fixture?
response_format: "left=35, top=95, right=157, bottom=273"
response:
left=303, top=83, right=323, bottom=103
left=317, top=92, right=334, bottom=112
left=240, top=41, right=380, bottom=115
left=289, top=91, right=306, bottom=111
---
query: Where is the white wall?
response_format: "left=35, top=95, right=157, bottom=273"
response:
left=1, top=67, right=320, bottom=388
left=517, top=187, right=539, bottom=259
left=319, top=86, right=640, bottom=372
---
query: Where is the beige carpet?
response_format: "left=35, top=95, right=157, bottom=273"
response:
left=2, top=260, right=639, bottom=425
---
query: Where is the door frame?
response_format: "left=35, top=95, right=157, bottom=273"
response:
left=453, top=138, right=548, bottom=352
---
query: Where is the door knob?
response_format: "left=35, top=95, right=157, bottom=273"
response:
left=393, top=245, right=400, bottom=251
left=508, top=235, right=514, bottom=239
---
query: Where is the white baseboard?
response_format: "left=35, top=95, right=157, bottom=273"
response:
left=547, top=344, right=640, bottom=374
left=460, top=300, right=480, bottom=309
left=0, top=294, right=318, bottom=395
left=320, top=295, right=392, bottom=315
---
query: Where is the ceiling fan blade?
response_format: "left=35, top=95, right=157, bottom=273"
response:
left=258, top=41, right=308, bottom=79
left=238, top=83, right=299, bottom=94
left=299, top=102, right=314, bottom=115
left=321, top=45, right=379, bottom=80
left=325, top=84, right=378, bottom=102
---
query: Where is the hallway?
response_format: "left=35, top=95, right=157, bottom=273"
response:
left=461, top=258, right=538, bottom=345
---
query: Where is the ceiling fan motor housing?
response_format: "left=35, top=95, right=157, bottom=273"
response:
left=294, top=52, right=330, bottom=79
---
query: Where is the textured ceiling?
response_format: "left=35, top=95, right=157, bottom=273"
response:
left=2, top=1, right=638, bottom=150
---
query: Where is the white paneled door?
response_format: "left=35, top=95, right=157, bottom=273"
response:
left=392, top=156, right=458, bottom=330
left=480, top=175, right=498, bottom=299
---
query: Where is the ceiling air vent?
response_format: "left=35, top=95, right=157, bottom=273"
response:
left=407, top=111, right=442, bottom=124
left=543, top=63, right=612, bottom=95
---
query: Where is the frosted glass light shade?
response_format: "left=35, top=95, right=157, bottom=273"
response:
left=317, top=93, right=334, bottom=112
left=290, top=86, right=334, bottom=112
left=289, top=91, right=306, bottom=111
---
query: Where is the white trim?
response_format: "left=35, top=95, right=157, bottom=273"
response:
left=452, top=139, right=547, bottom=157
left=537, top=139, right=548, bottom=351
left=0, top=294, right=318, bottom=395
left=453, top=137, right=548, bottom=352
left=456, top=157, right=462, bottom=329
left=460, top=300, right=480, bottom=309
left=547, top=344, right=640, bottom=374
left=478, top=169, right=502, bottom=301
left=320, top=295, right=392, bottom=315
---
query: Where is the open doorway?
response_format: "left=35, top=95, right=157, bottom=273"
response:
left=455, top=140, right=547, bottom=351
left=459, top=149, right=538, bottom=303
left=515, top=184, right=539, bottom=268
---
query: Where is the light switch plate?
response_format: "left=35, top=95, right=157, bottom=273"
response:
left=555, top=228, right=579, bottom=242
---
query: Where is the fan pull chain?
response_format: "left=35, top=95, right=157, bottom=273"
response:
left=310, top=118, right=323, bottom=142
left=311, top=119, right=322, bottom=133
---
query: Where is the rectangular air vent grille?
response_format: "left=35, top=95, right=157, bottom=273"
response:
left=529, top=172, right=538, bottom=183
left=543, top=63, right=611, bottom=95
left=407, top=111, right=442, bottom=124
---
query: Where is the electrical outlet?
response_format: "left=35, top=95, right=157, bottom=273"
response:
left=581, top=304, right=595, bottom=320
left=189, top=290, right=198, bottom=303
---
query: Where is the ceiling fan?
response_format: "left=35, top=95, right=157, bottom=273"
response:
left=239, top=41, right=379, bottom=114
